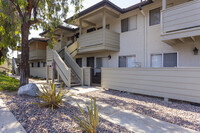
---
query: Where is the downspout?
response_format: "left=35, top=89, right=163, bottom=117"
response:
left=139, top=2, right=147, bottom=67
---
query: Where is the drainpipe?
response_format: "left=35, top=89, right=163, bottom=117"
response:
left=140, top=3, right=147, bottom=67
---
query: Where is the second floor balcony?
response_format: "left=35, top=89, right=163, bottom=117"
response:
left=161, top=0, right=200, bottom=44
left=29, top=49, right=46, bottom=60
left=78, top=28, right=120, bottom=54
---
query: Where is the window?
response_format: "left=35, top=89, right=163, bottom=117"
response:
left=38, top=62, right=40, bottom=67
left=42, top=62, right=46, bottom=67
left=151, top=53, right=177, bottom=67
left=121, top=15, right=137, bottom=32
left=76, top=58, right=82, bottom=67
left=97, top=24, right=110, bottom=30
left=119, top=55, right=136, bottom=67
left=96, top=57, right=102, bottom=68
left=149, top=7, right=161, bottom=26
left=151, top=54, right=162, bottom=67
left=163, top=53, right=177, bottom=67
left=31, top=63, right=34, bottom=67
left=87, top=27, right=96, bottom=33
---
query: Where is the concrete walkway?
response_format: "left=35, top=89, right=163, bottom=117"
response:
left=65, top=86, right=200, bottom=133
left=0, top=99, right=26, bottom=133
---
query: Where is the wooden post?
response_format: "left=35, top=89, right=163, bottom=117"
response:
left=79, top=20, right=82, bottom=36
left=46, top=65, right=49, bottom=83
left=68, top=68, right=71, bottom=88
left=102, top=11, right=106, bottom=29
left=81, top=68, right=84, bottom=86
left=162, top=0, right=166, bottom=10
left=52, top=60, right=56, bottom=84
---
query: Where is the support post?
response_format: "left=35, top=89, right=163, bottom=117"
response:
left=68, top=68, right=71, bottom=88
left=81, top=68, right=84, bottom=86
left=88, top=67, right=91, bottom=87
left=162, top=0, right=166, bottom=10
left=79, top=20, right=82, bottom=36
left=46, top=65, right=49, bottom=83
left=102, top=11, right=106, bottom=29
left=52, top=60, right=56, bottom=84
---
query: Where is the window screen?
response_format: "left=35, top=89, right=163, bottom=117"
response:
left=119, top=56, right=136, bottom=67
left=163, top=53, right=177, bottom=67
left=129, top=15, right=137, bottom=30
left=76, top=58, right=82, bottom=67
left=151, top=54, right=162, bottom=67
left=149, top=7, right=161, bottom=26
left=127, top=56, right=136, bottom=67
left=119, top=56, right=126, bottom=67
left=96, top=58, right=102, bottom=68
left=121, top=18, right=129, bottom=32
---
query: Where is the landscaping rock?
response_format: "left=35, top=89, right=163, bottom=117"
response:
left=18, top=83, right=42, bottom=96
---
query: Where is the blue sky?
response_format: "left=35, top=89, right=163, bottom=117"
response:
left=29, top=0, right=141, bottom=38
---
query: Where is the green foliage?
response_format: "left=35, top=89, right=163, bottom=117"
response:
left=33, top=82, right=69, bottom=111
left=74, top=97, right=99, bottom=133
left=0, top=0, right=83, bottom=64
left=0, top=73, right=19, bottom=91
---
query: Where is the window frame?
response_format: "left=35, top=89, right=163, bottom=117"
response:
left=149, top=7, right=161, bottom=26
left=121, top=15, right=137, bottom=33
left=119, top=55, right=136, bottom=68
left=150, top=52, right=178, bottom=67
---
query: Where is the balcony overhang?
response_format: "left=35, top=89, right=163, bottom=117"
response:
left=161, top=27, right=200, bottom=45
left=67, top=7, right=121, bottom=28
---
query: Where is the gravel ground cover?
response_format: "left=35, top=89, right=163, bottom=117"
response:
left=0, top=92, right=134, bottom=133
left=80, top=89, right=200, bottom=131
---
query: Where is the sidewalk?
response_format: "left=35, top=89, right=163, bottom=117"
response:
left=0, top=99, right=26, bottom=133
left=65, top=86, right=200, bottom=133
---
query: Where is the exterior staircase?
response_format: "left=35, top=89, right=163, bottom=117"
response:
left=54, top=41, right=82, bottom=87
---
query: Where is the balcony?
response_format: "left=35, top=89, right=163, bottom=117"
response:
left=161, top=0, right=200, bottom=44
left=29, top=50, right=46, bottom=60
left=78, top=29, right=120, bottom=54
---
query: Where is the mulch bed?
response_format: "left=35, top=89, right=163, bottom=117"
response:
left=0, top=92, right=133, bottom=133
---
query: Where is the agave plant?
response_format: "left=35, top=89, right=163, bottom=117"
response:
left=33, top=82, right=69, bottom=111
left=74, top=97, right=99, bottom=133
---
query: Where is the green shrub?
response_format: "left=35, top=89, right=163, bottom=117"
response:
left=33, top=82, right=69, bottom=111
left=74, top=97, right=99, bottom=133
left=0, top=74, right=19, bottom=91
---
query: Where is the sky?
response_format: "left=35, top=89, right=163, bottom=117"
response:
left=29, top=0, right=141, bottom=39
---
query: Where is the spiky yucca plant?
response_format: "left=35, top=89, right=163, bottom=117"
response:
left=33, top=82, right=69, bottom=111
left=74, top=97, right=99, bottom=133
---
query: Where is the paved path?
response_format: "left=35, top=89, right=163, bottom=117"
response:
left=65, top=86, right=200, bottom=133
left=0, top=99, right=26, bottom=133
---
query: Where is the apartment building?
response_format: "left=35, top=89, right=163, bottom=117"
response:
left=29, top=38, right=51, bottom=78
left=40, top=0, right=200, bottom=103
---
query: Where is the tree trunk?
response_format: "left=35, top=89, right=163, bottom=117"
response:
left=20, top=23, right=30, bottom=86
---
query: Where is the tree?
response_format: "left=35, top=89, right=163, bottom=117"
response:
left=0, top=2, right=20, bottom=64
left=0, top=0, right=82, bottom=86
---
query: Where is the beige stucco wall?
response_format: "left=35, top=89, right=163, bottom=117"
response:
left=30, top=66, right=52, bottom=78
left=74, top=0, right=200, bottom=68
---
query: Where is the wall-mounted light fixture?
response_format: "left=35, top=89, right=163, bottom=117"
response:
left=108, top=55, right=111, bottom=60
left=193, top=47, right=198, bottom=55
